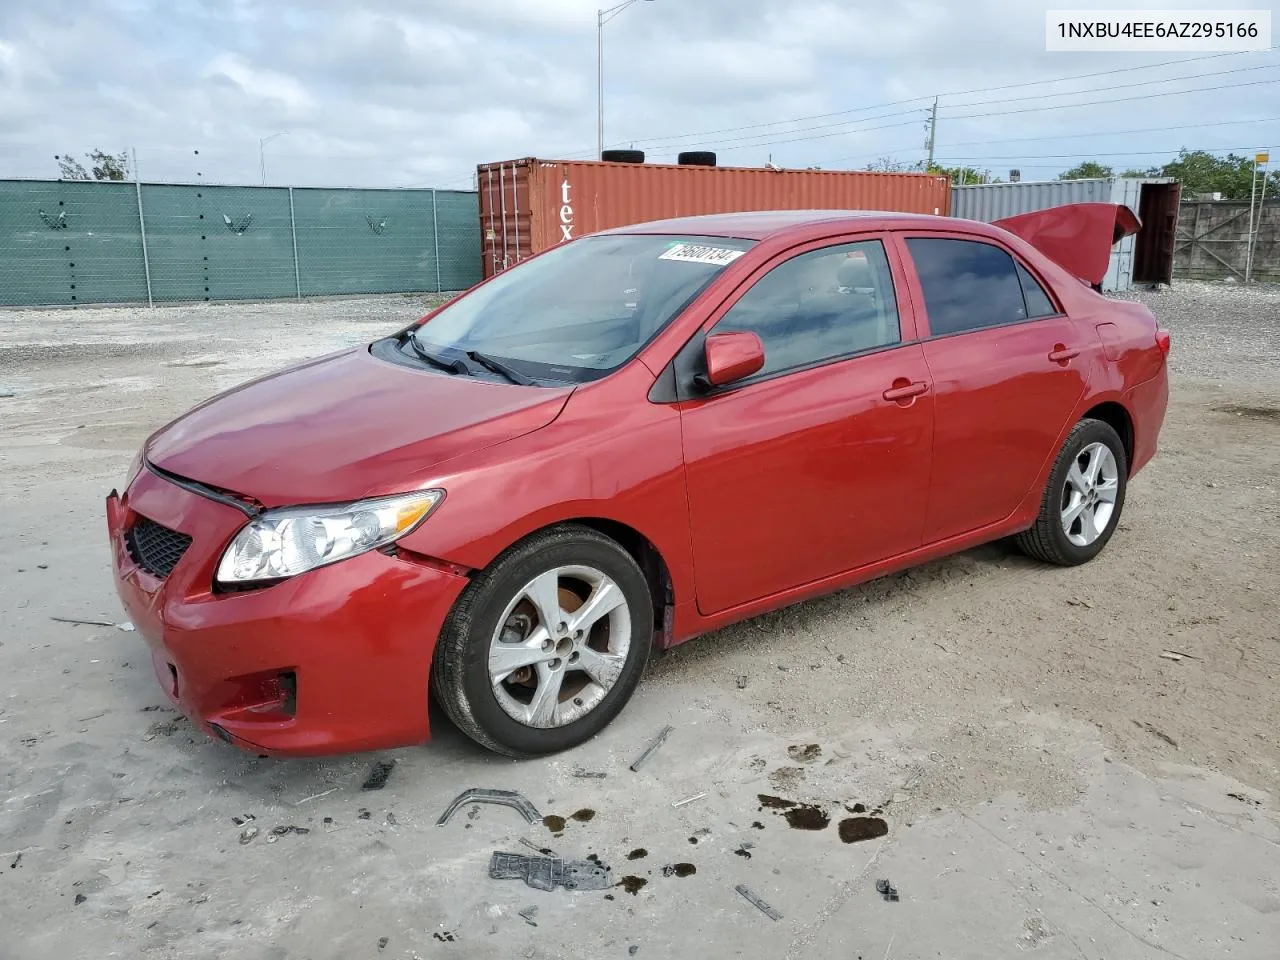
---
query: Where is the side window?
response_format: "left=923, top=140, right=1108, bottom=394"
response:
left=906, top=238, right=1028, bottom=336
left=713, top=240, right=900, bottom=378
left=1016, top=262, right=1058, bottom=318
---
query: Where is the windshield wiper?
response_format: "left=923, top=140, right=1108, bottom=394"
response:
left=466, top=350, right=536, bottom=386
left=405, top=332, right=467, bottom=375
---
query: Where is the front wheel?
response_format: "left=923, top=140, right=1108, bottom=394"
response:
left=431, top=525, right=653, bottom=757
left=1015, top=418, right=1128, bottom=566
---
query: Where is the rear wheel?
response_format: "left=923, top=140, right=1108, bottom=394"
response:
left=1015, top=418, right=1128, bottom=566
left=431, top=525, right=652, bottom=757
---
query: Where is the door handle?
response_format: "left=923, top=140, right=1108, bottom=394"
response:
left=1048, top=345, right=1080, bottom=364
left=882, top=380, right=929, bottom=402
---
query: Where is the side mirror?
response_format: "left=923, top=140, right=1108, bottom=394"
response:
left=700, top=331, right=765, bottom=389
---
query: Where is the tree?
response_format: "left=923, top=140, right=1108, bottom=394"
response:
left=863, top=156, right=911, bottom=173
left=1150, top=149, right=1278, bottom=201
left=1058, top=161, right=1114, bottom=181
left=926, top=163, right=994, bottom=185
left=55, top=150, right=129, bottom=181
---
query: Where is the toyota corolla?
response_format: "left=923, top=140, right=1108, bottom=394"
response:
left=107, top=205, right=1169, bottom=758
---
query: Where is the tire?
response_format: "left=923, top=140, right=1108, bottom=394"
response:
left=431, top=524, right=653, bottom=757
left=601, top=149, right=645, bottom=164
left=677, top=151, right=717, bottom=167
left=1015, top=418, right=1128, bottom=566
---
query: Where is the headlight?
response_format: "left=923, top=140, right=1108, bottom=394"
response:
left=215, top=490, right=444, bottom=585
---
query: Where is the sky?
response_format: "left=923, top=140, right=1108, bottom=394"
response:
left=0, top=0, right=1277, bottom=190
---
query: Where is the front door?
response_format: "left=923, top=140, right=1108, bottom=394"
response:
left=675, top=237, right=935, bottom=616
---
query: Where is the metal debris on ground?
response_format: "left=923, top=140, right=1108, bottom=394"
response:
left=1160, top=650, right=1199, bottom=662
left=238, top=826, right=259, bottom=844
left=361, top=760, right=397, bottom=790
left=672, top=792, right=707, bottom=808
left=489, top=851, right=614, bottom=892
left=74, top=893, right=87, bottom=905
left=630, top=947, right=639, bottom=956
left=436, top=789, right=542, bottom=826
left=377, top=936, right=389, bottom=950
left=519, top=837, right=555, bottom=857
left=518, top=906, right=539, bottom=927
left=1227, top=792, right=1262, bottom=806
left=117, top=622, right=136, bottom=632
left=736, top=676, right=748, bottom=689
left=50, top=616, right=118, bottom=628
left=572, top=768, right=607, bottom=779
left=296, top=787, right=338, bottom=804
left=266, top=825, right=310, bottom=843
left=629, top=725, right=674, bottom=772
left=231, top=814, right=255, bottom=826
left=10, top=853, right=22, bottom=869
left=876, top=878, right=900, bottom=902
left=385, top=812, right=398, bottom=826
left=735, top=884, right=782, bottom=921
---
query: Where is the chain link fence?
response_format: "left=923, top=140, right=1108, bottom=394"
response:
left=0, top=179, right=483, bottom=307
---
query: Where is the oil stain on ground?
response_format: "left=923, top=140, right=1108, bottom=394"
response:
left=571, top=808, right=596, bottom=823
left=626, top=848, right=648, bottom=860
left=838, top=817, right=889, bottom=843
left=787, top=744, right=823, bottom=763
left=757, top=794, right=830, bottom=830
left=542, top=815, right=566, bottom=834
left=619, top=876, right=647, bottom=895
left=662, top=863, right=697, bottom=877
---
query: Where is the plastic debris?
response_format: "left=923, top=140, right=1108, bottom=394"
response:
left=361, top=760, right=397, bottom=790
left=735, top=884, right=782, bottom=921
left=630, top=726, right=674, bottom=772
left=672, top=792, right=707, bottom=808
left=876, top=878, right=900, bottom=902
left=489, top=851, right=614, bottom=892
left=436, top=789, right=541, bottom=826
left=377, top=937, right=389, bottom=950
left=518, top=906, right=539, bottom=927
left=736, top=676, right=748, bottom=689
left=238, top=826, right=259, bottom=844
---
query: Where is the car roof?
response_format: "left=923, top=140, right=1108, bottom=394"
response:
left=602, top=209, right=962, bottom=240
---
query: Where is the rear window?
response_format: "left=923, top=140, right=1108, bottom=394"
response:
left=906, top=238, right=1028, bottom=336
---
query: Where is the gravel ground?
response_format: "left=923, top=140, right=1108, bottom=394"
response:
left=1, top=282, right=1278, bottom=959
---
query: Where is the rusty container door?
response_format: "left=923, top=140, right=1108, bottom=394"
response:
left=477, top=158, right=951, bottom=278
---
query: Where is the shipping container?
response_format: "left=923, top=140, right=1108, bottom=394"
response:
left=476, top=157, right=952, bottom=279
left=951, top=177, right=1181, bottom=292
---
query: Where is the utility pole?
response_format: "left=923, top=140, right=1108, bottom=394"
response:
left=925, top=97, right=938, bottom=169
left=597, top=1, right=655, bottom=160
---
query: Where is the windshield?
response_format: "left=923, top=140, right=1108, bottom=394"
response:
left=412, top=234, right=756, bottom=383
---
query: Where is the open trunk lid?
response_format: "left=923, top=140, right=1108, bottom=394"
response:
left=993, top=202, right=1142, bottom=288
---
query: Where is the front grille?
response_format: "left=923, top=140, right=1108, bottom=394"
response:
left=126, top=517, right=193, bottom=579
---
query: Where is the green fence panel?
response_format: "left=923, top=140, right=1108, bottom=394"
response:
left=0, top=180, right=482, bottom=306
left=0, top=180, right=149, bottom=306
left=140, top=184, right=297, bottom=302
left=293, top=187, right=439, bottom=296
left=434, top=191, right=483, bottom=292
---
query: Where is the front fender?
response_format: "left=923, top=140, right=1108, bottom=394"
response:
left=395, top=365, right=696, bottom=602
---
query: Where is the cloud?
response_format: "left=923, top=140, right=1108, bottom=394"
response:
left=0, top=0, right=1275, bottom=190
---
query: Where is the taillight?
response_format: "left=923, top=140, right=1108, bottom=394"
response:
left=1155, top=329, right=1171, bottom=356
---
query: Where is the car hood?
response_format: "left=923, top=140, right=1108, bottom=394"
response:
left=144, top=345, right=573, bottom=507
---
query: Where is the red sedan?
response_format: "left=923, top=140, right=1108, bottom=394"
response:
left=107, top=205, right=1170, bottom=758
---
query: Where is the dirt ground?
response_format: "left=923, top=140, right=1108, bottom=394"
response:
left=1, top=283, right=1277, bottom=960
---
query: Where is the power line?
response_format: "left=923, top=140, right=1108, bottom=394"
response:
left=944, top=75, right=1280, bottom=122
left=626, top=66, right=1280, bottom=159
left=593, top=46, right=1279, bottom=153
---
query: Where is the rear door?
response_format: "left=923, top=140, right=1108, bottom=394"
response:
left=673, top=235, right=935, bottom=615
left=894, top=233, right=1088, bottom=545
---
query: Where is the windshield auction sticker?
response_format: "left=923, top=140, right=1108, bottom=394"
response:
left=1046, top=9, right=1270, bottom=51
left=659, top=244, right=747, bottom=266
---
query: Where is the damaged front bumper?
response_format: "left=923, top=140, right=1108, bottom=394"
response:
left=106, top=465, right=469, bottom=757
